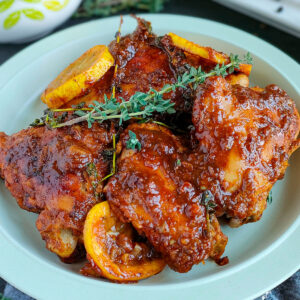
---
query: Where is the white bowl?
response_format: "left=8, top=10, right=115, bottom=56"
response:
left=0, top=0, right=81, bottom=43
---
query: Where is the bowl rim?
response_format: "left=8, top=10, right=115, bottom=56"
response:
left=0, top=13, right=299, bottom=298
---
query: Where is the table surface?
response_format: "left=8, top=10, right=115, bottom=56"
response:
left=0, top=0, right=299, bottom=299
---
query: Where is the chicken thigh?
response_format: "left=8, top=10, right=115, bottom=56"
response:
left=67, top=17, right=189, bottom=113
left=192, top=76, right=300, bottom=226
left=104, top=123, right=227, bottom=272
left=0, top=122, right=115, bottom=258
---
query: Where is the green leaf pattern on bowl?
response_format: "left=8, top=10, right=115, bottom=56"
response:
left=23, top=0, right=41, bottom=3
left=43, top=0, right=69, bottom=11
left=22, top=8, right=44, bottom=20
left=3, top=9, right=20, bottom=28
left=0, top=0, right=14, bottom=13
left=1, top=0, right=70, bottom=29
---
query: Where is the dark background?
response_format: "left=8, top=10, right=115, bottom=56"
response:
left=0, top=0, right=299, bottom=299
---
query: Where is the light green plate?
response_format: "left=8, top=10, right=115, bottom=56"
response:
left=0, top=14, right=299, bottom=300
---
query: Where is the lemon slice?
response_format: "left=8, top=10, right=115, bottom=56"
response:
left=83, top=201, right=165, bottom=282
left=41, top=45, right=114, bottom=108
left=168, top=32, right=252, bottom=76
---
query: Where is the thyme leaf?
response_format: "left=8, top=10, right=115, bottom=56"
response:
left=201, top=190, right=217, bottom=235
left=86, top=162, right=98, bottom=178
left=85, top=134, right=117, bottom=196
left=126, top=130, right=141, bottom=150
left=30, top=118, right=44, bottom=127
left=99, top=133, right=117, bottom=182
left=201, top=190, right=217, bottom=214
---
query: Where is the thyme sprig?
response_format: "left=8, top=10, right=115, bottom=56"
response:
left=201, top=190, right=217, bottom=214
left=52, top=90, right=176, bottom=128
left=201, top=190, right=217, bottom=235
left=86, top=133, right=117, bottom=188
left=45, top=52, right=252, bottom=129
left=99, top=133, right=117, bottom=183
left=86, top=162, right=99, bottom=190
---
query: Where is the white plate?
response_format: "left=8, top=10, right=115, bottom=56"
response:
left=0, top=14, right=299, bottom=300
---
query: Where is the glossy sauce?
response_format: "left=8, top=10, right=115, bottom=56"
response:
left=192, top=76, right=300, bottom=225
left=105, top=123, right=227, bottom=272
left=0, top=122, right=115, bottom=254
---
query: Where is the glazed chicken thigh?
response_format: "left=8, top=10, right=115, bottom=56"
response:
left=0, top=122, right=115, bottom=259
left=192, top=76, right=300, bottom=226
left=66, top=17, right=248, bottom=116
left=104, top=123, right=227, bottom=272
left=67, top=18, right=188, bottom=113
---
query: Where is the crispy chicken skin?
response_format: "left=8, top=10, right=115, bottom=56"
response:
left=67, top=18, right=188, bottom=112
left=104, top=123, right=227, bottom=272
left=192, top=76, right=300, bottom=226
left=0, top=123, right=115, bottom=258
left=109, top=19, right=181, bottom=106
left=67, top=18, right=248, bottom=117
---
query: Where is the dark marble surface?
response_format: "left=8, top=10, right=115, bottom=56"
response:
left=0, top=0, right=299, bottom=299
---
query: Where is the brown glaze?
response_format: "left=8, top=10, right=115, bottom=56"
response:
left=65, top=18, right=249, bottom=117
left=92, top=210, right=161, bottom=267
left=104, top=123, right=227, bottom=272
left=110, top=25, right=173, bottom=97
left=0, top=122, right=115, bottom=257
left=82, top=200, right=165, bottom=282
left=65, top=18, right=193, bottom=113
left=192, top=76, right=300, bottom=226
left=0, top=17, right=299, bottom=280
left=80, top=258, right=104, bottom=278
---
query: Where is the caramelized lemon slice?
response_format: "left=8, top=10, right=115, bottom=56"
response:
left=83, top=201, right=165, bottom=282
left=168, top=32, right=252, bottom=76
left=41, top=45, right=114, bottom=108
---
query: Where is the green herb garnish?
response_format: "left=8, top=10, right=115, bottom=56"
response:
left=30, top=118, right=44, bottom=127
left=43, top=52, right=252, bottom=129
left=176, top=158, right=181, bottom=167
left=86, top=134, right=116, bottom=192
left=126, top=130, right=141, bottom=151
left=86, top=162, right=100, bottom=195
left=99, top=133, right=117, bottom=182
left=201, top=190, right=217, bottom=213
left=30, top=109, right=69, bottom=128
left=201, top=190, right=217, bottom=235
left=86, top=162, right=98, bottom=178
left=52, top=91, right=176, bottom=128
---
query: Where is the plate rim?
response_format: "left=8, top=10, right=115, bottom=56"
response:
left=0, top=13, right=299, bottom=299
left=1, top=223, right=299, bottom=300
